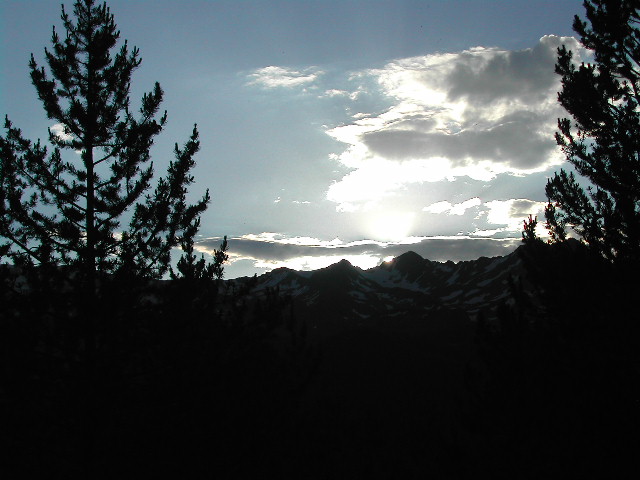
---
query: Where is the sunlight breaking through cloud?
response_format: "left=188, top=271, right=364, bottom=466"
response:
left=324, top=35, right=585, bottom=212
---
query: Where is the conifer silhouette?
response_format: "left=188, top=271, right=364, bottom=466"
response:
left=475, top=4, right=640, bottom=474
left=0, top=0, right=221, bottom=280
left=0, top=2, right=228, bottom=475
left=547, top=0, right=640, bottom=268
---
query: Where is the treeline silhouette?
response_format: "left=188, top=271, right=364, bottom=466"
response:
left=466, top=239, right=639, bottom=478
left=463, top=1, right=640, bottom=476
left=0, top=265, right=316, bottom=477
left=0, top=0, right=317, bottom=476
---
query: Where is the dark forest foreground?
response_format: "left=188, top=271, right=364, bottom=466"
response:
left=2, top=242, right=639, bottom=479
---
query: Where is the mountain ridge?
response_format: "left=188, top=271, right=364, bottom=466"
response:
left=227, top=244, right=532, bottom=333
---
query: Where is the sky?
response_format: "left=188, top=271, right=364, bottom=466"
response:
left=0, top=0, right=588, bottom=278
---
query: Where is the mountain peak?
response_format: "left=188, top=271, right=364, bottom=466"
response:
left=388, top=251, right=426, bottom=282
left=335, top=258, right=353, bottom=267
left=231, top=246, right=528, bottom=321
left=394, top=251, right=424, bottom=264
left=312, top=258, right=357, bottom=278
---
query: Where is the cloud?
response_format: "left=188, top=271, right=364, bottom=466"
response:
left=472, top=198, right=548, bottom=237
left=247, top=65, right=322, bottom=88
left=445, top=36, right=570, bottom=105
left=324, top=89, right=349, bottom=97
left=324, top=35, right=585, bottom=211
left=321, top=87, right=363, bottom=100
left=50, top=123, right=74, bottom=141
left=362, top=110, right=556, bottom=169
left=484, top=198, right=546, bottom=228
left=419, top=197, right=548, bottom=238
left=423, top=201, right=452, bottom=215
left=195, top=233, right=521, bottom=277
left=424, top=197, right=481, bottom=216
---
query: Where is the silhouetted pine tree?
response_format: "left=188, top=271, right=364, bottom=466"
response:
left=0, top=0, right=217, bottom=280
left=547, top=0, right=640, bottom=271
left=0, top=1, right=227, bottom=476
left=544, top=5, right=640, bottom=441
left=466, top=3, right=640, bottom=469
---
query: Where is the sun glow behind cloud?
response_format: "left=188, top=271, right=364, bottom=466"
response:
left=323, top=35, right=583, bottom=212
left=367, top=211, right=416, bottom=242
left=227, top=35, right=588, bottom=278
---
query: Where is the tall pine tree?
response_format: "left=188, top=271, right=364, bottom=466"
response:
left=0, top=2, right=228, bottom=474
left=490, top=3, right=640, bottom=473
left=547, top=0, right=640, bottom=268
left=0, top=0, right=224, bottom=281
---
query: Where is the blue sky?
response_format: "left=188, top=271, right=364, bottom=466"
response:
left=1, top=0, right=587, bottom=278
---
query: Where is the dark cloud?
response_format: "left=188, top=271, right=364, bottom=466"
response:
left=446, top=36, right=572, bottom=105
left=196, top=235, right=520, bottom=271
left=363, top=110, right=555, bottom=169
left=197, top=236, right=378, bottom=262
left=509, top=198, right=545, bottom=217
left=406, top=237, right=519, bottom=262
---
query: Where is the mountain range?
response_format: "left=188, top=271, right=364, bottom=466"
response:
left=214, top=245, right=539, bottom=476
left=228, top=244, right=530, bottom=335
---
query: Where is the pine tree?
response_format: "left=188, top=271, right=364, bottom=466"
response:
left=496, top=4, right=640, bottom=472
left=0, top=2, right=228, bottom=474
left=521, top=214, right=542, bottom=245
left=0, top=0, right=222, bottom=281
left=547, top=0, right=640, bottom=267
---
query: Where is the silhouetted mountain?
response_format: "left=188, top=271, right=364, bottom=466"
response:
left=228, top=245, right=527, bottom=335
left=385, top=250, right=426, bottom=281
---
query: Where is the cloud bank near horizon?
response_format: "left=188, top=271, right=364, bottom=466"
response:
left=195, top=190, right=549, bottom=276
left=195, top=233, right=523, bottom=277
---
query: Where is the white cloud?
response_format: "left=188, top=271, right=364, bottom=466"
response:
left=50, top=123, right=74, bottom=141
left=238, top=232, right=345, bottom=247
left=253, top=254, right=381, bottom=271
left=420, top=197, right=549, bottom=238
left=470, top=228, right=505, bottom=237
left=247, top=65, right=322, bottom=88
left=323, top=88, right=349, bottom=97
left=423, top=200, right=452, bottom=215
left=325, top=154, right=491, bottom=212
left=424, top=197, right=481, bottom=216
left=481, top=198, right=547, bottom=235
left=324, top=36, right=585, bottom=210
left=321, top=87, right=363, bottom=100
